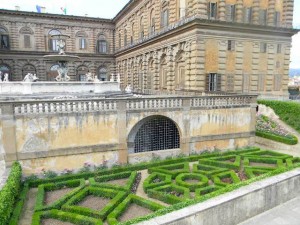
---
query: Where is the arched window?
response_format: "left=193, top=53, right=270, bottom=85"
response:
left=124, top=29, right=127, bottom=46
left=76, top=31, right=88, bottom=50
left=150, top=9, right=155, bottom=35
left=48, top=29, right=61, bottom=52
left=22, top=64, right=36, bottom=78
left=140, top=17, right=144, bottom=39
left=161, top=9, right=169, bottom=28
left=0, top=27, right=9, bottom=49
left=97, top=34, right=108, bottom=53
left=77, top=65, right=89, bottom=81
left=129, top=116, right=180, bottom=153
left=0, top=65, right=11, bottom=81
left=98, top=67, right=108, bottom=81
left=20, top=27, right=34, bottom=49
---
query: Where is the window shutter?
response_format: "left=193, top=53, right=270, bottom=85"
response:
left=96, top=40, right=99, bottom=53
left=49, top=38, right=53, bottom=51
left=24, top=35, right=31, bottom=48
left=161, top=11, right=164, bottom=27
left=217, top=74, right=222, bottom=91
left=259, top=9, right=267, bottom=25
left=226, top=5, right=233, bottom=22
left=244, top=7, right=252, bottom=23
left=84, top=38, right=87, bottom=50
left=232, top=40, right=235, bottom=51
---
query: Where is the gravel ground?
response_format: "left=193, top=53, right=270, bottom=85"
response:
left=119, top=203, right=153, bottom=222
left=45, top=188, right=74, bottom=205
left=77, top=195, right=111, bottom=211
left=42, top=218, right=74, bottom=225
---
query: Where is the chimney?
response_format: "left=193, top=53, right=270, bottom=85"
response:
left=15, top=6, right=20, bottom=11
left=41, top=7, right=46, bottom=13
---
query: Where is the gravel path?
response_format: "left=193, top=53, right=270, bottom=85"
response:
left=19, top=188, right=38, bottom=225
left=119, top=203, right=153, bottom=222
left=42, top=218, right=74, bottom=225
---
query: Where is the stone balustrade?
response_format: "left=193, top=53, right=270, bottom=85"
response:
left=0, top=94, right=257, bottom=116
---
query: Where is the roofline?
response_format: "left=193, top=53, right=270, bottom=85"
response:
left=0, top=9, right=114, bottom=24
left=112, top=0, right=135, bottom=22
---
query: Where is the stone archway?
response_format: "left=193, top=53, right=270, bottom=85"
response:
left=128, top=115, right=180, bottom=154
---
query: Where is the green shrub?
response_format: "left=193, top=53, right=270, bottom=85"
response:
left=0, top=162, right=22, bottom=225
left=195, top=185, right=222, bottom=198
left=32, top=209, right=103, bottom=225
left=212, top=171, right=240, bottom=187
left=256, top=130, right=298, bottom=145
left=243, top=156, right=284, bottom=169
left=192, top=164, right=227, bottom=178
left=148, top=162, right=190, bottom=178
left=143, top=172, right=172, bottom=192
left=258, top=100, right=300, bottom=134
left=35, top=179, right=85, bottom=211
left=62, top=186, right=127, bottom=220
left=175, top=173, right=209, bottom=191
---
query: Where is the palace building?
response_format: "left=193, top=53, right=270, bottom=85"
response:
left=0, top=0, right=298, bottom=99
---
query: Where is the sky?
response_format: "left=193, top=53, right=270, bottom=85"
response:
left=1, top=0, right=300, bottom=68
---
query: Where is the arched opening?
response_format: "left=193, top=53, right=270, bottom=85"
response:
left=128, top=115, right=180, bottom=153
left=77, top=65, right=89, bottom=81
left=97, top=34, right=108, bottom=53
left=22, top=64, right=37, bottom=79
left=48, top=29, right=61, bottom=52
left=0, top=64, right=11, bottom=81
left=98, top=67, right=108, bottom=81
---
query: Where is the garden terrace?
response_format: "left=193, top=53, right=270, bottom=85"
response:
left=5, top=147, right=300, bottom=225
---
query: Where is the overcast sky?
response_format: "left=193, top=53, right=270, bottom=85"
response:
left=1, top=0, right=300, bottom=68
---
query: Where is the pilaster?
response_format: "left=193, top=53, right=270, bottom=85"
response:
left=267, top=0, right=276, bottom=26
left=236, top=0, right=244, bottom=23
left=252, top=0, right=260, bottom=25
left=218, top=0, right=226, bottom=21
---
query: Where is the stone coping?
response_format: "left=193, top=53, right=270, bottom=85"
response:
left=138, top=168, right=300, bottom=225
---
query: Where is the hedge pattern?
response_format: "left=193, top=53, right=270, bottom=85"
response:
left=6, top=147, right=300, bottom=225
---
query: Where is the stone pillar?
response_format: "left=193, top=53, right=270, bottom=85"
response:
left=218, top=0, right=226, bottom=21
left=285, top=0, right=294, bottom=28
left=283, top=43, right=291, bottom=92
left=117, top=100, right=128, bottom=164
left=190, top=38, right=205, bottom=91
left=251, top=42, right=260, bottom=93
left=1, top=104, right=17, bottom=167
left=236, top=0, right=244, bottom=23
left=252, top=0, right=260, bottom=25
left=184, top=41, right=192, bottom=90
left=153, top=51, right=160, bottom=90
left=198, top=0, right=208, bottom=18
left=267, top=0, right=276, bottom=26
left=266, top=44, right=275, bottom=92
left=142, top=55, right=148, bottom=91
left=218, top=40, right=227, bottom=91
left=166, top=47, right=175, bottom=91
left=235, top=41, right=244, bottom=92
left=181, top=98, right=191, bottom=155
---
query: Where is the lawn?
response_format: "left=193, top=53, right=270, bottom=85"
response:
left=3, top=147, right=300, bottom=225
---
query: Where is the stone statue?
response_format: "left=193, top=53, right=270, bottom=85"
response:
left=3, top=73, right=9, bottom=82
left=125, top=84, right=132, bottom=94
left=110, top=73, right=115, bottom=82
left=86, top=72, right=94, bottom=82
left=56, top=62, right=70, bottom=82
left=23, top=73, right=39, bottom=82
left=57, top=39, right=66, bottom=55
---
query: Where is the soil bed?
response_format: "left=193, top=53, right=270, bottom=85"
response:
left=250, top=162, right=276, bottom=168
left=106, top=178, right=128, bottom=186
left=42, top=218, right=74, bottom=225
left=45, top=188, right=73, bottom=205
left=221, top=177, right=233, bottom=184
left=119, top=203, right=153, bottom=222
left=77, top=195, right=110, bottom=211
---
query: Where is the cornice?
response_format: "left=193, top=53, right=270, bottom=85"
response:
left=0, top=9, right=114, bottom=24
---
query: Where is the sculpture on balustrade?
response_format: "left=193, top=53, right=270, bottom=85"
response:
left=125, top=84, right=132, bottom=94
left=23, top=73, right=39, bottom=82
left=3, top=73, right=9, bottom=82
left=85, top=72, right=100, bottom=82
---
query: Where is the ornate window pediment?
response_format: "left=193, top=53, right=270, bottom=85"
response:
left=20, top=27, right=34, bottom=34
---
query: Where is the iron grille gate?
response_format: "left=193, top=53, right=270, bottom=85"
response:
left=134, top=116, right=180, bottom=153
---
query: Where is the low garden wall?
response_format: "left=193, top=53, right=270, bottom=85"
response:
left=138, top=168, right=300, bottom=225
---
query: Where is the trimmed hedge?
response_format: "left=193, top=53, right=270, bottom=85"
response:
left=175, top=173, right=208, bottom=191
left=192, top=164, right=227, bottom=178
left=256, top=130, right=298, bottom=145
left=195, top=185, right=222, bottom=198
left=244, top=167, right=271, bottom=179
left=212, top=171, right=240, bottom=187
left=147, top=184, right=190, bottom=205
left=148, top=162, right=190, bottom=178
left=0, top=162, right=22, bottom=225
left=243, top=156, right=284, bottom=169
left=258, top=100, right=300, bottom=134
left=89, top=171, right=137, bottom=192
left=35, top=179, right=85, bottom=211
left=32, top=209, right=103, bottom=225
left=240, top=150, right=293, bottom=160
left=143, top=172, right=172, bottom=192
left=107, top=194, right=163, bottom=225
left=62, top=186, right=127, bottom=220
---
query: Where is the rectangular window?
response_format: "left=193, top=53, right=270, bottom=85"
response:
left=1, top=35, right=9, bottom=49
left=277, top=44, right=282, bottom=54
left=227, top=40, right=235, bottom=51
left=161, top=10, right=169, bottom=28
left=98, top=40, right=107, bottom=53
left=259, top=9, right=267, bottom=25
left=79, top=38, right=86, bottom=50
left=260, top=43, right=267, bottom=53
left=244, top=7, right=252, bottom=23
left=226, top=4, right=236, bottom=22
left=257, top=74, right=265, bottom=91
left=226, top=74, right=235, bottom=92
left=24, top=35, right=31, bottom=48
left=208, top=2, right=217, bottom=19
left=274, top=11, right=281, bottom=26
left=206, top=73, right=220, bottom=92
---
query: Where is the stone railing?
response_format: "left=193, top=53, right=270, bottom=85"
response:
left=0, top=94, right=257, bottom=116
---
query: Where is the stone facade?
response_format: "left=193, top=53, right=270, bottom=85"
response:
left=0, top=0, right=298, bottom=98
